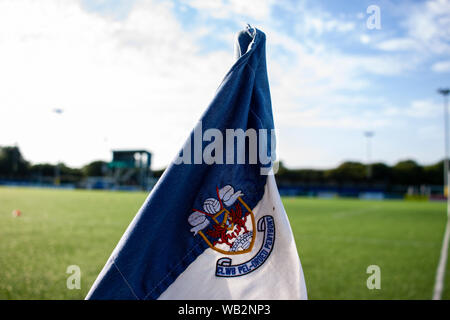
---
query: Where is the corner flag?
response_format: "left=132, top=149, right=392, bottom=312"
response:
left=86, top=26, right=307, bottom=300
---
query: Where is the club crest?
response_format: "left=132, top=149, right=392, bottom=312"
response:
left=188, top=185, right=256, bottom=255
left=188, top=185, right=276, bottom=277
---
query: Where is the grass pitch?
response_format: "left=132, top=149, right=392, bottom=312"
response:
left=0, top=187, right=448, bottom=299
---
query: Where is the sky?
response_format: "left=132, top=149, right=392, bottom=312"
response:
left=0, top=0, right=449, bottom=170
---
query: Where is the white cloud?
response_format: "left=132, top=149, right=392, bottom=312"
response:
left=377, top=99, right=441, bottom=119
left=432, top=60, right=450, bottom=72
left=405, top=0, right=450, bottom=54
left=0, top=0, right=444, bottom=169
left=360, top=34, right=370, bottom=44
left=301, top=16, right=355, bottom=35
left=376, top=0, right=450, bottom=55
left=376, top=38, right=418, bottom=51
left=404, top=99, right=441, bottom=118
left=183, top=0, right=273, bottom=22
left=0, top=0, right=232, bottom=168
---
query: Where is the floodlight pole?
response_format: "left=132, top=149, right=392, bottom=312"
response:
left=364, top=131, right=374, bottom=179
left=52, top=109, right=64, bottom=186
left=439, top=88, right=450, bottom=198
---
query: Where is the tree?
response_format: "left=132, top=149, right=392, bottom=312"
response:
left=30, top=163, right=56, bottom=177
left=0, top=146, right=30, bottom=178
left=59, top=163, right=83, bottom=183
left=371, top=162, right=392, bottom=183
left=423, top=160, right=443, bottom=185
left=275, top=161, right=324, bottom=185
left=324, top=161, right=366, bottom=183
left=152, top=168, right=166, bottom=178
left=82, top=161, right=108, bottom=177
left=392, top=160, right=423, bottom=185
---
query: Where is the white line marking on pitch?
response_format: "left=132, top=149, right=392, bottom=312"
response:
left=332, top=206, right=381, bottom=219
left=432, top=219, right=450, bottom=300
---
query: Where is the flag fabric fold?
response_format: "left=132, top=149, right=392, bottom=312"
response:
left=86, top=26, right=307, bottom=300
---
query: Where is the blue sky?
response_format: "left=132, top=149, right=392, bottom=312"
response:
left=0, top=0, right=449, bottom=169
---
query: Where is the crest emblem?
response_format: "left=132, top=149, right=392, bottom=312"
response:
left=188, top=185, right=256, bottom=255
left=188, top=185, right=276, bottom=277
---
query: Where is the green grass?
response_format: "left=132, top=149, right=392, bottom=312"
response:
left=0, top=187, right=448, bottom=299
left=0, top=187, right=144, bottom=300
left=285, top=197, right=449, bottom=299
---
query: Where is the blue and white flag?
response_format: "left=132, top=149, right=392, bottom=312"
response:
left=86, top=26, right=307, bottom=300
